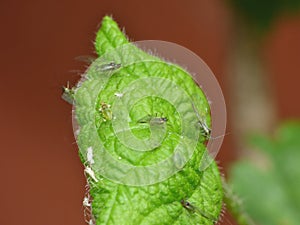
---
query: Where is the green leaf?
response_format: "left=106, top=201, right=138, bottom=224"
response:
left=95, top=16, right=129, bottom=56
left=229, top=121, right=300, bottom=225
left=73, top=16, right=223, bottom=225
left=229, top=0, right=300, bottom=34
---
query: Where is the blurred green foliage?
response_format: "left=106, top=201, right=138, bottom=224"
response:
left=229, top=0, right=300, bottom=32
left=229, top=121, right=300, bottom=225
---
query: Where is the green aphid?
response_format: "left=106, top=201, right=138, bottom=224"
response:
left=181, top=199, right=217, bottom=222
left=61, top=82, right=75, bottom=104
left=99, top=102, right=112, bottom=121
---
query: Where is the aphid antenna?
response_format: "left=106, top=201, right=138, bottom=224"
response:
left=96, top=61, right=122, bottom=73
left=69, top=69, right=85, bottom=75
left=75, top=55, right=96, bottom=64
left=191, top=102, right=208, bottom=123
left=208, top=132, right=230, bottom=141
left=62, top=81, right=70, bottom=90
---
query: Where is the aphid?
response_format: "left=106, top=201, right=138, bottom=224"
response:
left=191, top=103, right=211, bottom=139
left=84, top=166, right=98, bottom=183
left=88, top=219, right=95, bottom=225
left=86, top=147, right=94, bottom=165
left=83, top=196, right=91, bottom=207
left=114, top=92, right=124, bottom=98
left=181, top=199, right=217, bottom=222
left=150, top=117, right=168, bottom=125
left=83, top=188, right=94, bottom=224
left=99, top=102, right=113, bottom=121
left=138, top=114, right=168, bottom=125
left=75, top=128, right=80, bottom=136
left=181, top=199, right=196, bottom=211
left=98, top=62, right=121, bottom=72
left=61, top=81, right=75, bottom=104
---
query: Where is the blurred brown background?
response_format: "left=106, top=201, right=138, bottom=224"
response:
left=1, top=0, right=299, bottom=225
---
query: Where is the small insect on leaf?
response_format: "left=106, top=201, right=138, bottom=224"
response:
left=114, top=92, right=124, bottom=98
left=88, top=219, right=95, bottom=225
left=84, top=166, right=99, bottom=183
left=181, top=199, right=196, bottom=211
left=86, top=147, right=94, bottom=165
left=61, top=81, right=75, bottom=104
left=97, top=62, right=121, bottom=72
left=181, top=199, right=217, bottom=222
left=138, top=114, right=168, bottom=125
left=83, top=196, right=91, bottom=207
left=99, top=102, right=113, bottom=121
left=191, top=102, right=211, bottom=139
left=150, top=117, right=167, bottom=126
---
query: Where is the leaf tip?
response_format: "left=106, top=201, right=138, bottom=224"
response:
left=95, top=15, right=128, bottom=56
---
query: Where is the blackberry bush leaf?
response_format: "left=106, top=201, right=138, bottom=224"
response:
left=229, top=121, right=300, bottom=225
left=71, top=16, right=223, bottom=225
